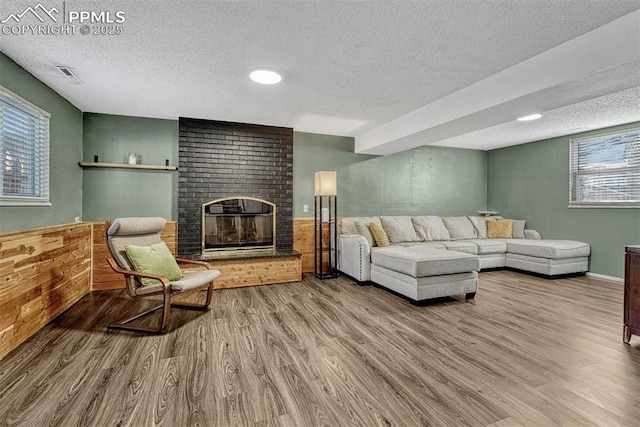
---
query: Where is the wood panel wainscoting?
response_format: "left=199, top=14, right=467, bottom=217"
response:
left=293, top=218, right=314, bottom=272
left=293, top=217, right=330, bottom=273
left=0, top=223, right=92, bottom=360
left=90, top=220, right=177, bottom=291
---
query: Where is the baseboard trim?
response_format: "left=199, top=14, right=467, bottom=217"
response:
left=586, top=272, right=623, bottom=283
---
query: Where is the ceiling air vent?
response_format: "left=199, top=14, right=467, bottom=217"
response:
left=56, top=65, right=82, bottom=84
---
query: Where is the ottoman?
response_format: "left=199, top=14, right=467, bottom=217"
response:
left=505, top=239, right=590, bottom=276
left=370, top=246, right=479, bottom=302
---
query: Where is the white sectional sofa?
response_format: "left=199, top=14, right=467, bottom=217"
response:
left=336, top=215, right=590, bottom=302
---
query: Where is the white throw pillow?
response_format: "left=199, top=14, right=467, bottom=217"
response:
left=411, top=216, right=451, bottom=241
left=442, top=216, right=477, bottom=240
left=467, top=216, right=487, bottom=239
left=380, top=216, right=421, bottom=244
left=338, top=217, right=381, bottom=235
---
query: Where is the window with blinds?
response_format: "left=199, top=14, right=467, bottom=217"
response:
left=569, top=128, right=640, bottom=207
left=0, top=85, right=50, bottom=206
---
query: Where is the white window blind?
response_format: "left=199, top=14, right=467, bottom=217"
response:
left=569, top=128, right=640, bottom=207
left=0, top=85, right=50, bottom=206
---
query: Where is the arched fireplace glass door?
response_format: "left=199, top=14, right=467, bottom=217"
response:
left=202, top=197, right=275, bottom=253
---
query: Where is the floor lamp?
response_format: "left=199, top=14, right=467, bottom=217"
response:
left=314, top=171, right=339, bottom=279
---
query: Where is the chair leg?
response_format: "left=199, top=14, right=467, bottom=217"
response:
left=204, top=280, right=214, bottom=308
left=171, top=281, right=215, bottom=310
left=108, top=287, right=172, bottom=333
left=108, top=304, right=166, bottom=333
left=160, top=287, right=171, bottom=332
left=109, top=282, right=215, bottom=333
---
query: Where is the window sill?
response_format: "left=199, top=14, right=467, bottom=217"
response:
left=0, top=197, right=51, bottom=207
left=568, top=204, right=640, bottom=209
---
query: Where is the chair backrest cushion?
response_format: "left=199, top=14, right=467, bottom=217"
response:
left=107, top=217, right=167, bottom=270
left=108, top=217, right=166, bottom=236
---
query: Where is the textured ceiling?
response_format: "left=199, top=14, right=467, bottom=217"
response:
left=0, top=0, right=639, bottom=153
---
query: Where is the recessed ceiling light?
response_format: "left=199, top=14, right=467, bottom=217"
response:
left=516, top=113, right=542, bottom=122
left=249, top=69, right=282, bottom=85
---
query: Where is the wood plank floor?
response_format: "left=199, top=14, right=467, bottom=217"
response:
left=1, top=270, right=640, bottom=426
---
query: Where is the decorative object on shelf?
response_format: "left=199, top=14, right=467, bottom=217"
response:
left=128, top=153, right=138, bottom=165
left=477, top=210, right=499, bottom=217
left=93, top=155, right=99, bottom=162
left=314, top=171, right=339, bottom=279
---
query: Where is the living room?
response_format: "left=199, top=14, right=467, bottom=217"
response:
left=1, top=1, right=640, bottom=425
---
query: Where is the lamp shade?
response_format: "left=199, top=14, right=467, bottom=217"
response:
left=314, top=171, right=337, bottom=196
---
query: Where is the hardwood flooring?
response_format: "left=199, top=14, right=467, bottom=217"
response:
left=1, top=270, right=640, bottom=426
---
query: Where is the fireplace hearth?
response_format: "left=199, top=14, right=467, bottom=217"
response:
left=202, top=197, right=275, bottom=253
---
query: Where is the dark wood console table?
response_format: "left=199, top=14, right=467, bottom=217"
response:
left=624, top=245, right=640, bottom=343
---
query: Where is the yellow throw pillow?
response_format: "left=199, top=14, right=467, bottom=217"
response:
left=369, top=222, right=390, bottom=247
left=486, top=219, right=513, bottom=239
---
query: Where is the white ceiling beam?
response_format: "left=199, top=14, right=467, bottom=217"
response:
left=355, top=10, right=640, bottom=155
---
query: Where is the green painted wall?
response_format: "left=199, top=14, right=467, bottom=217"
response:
left=487, top=121, right=640, bottom=278
left=294, top=132, right=487, bottom=218
left=82, top=113, right=178, bottom=220
left=0, top=52, right=83, bottom=233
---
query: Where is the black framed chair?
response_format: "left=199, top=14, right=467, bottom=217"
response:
left=106, top=217, right=220, bottom=333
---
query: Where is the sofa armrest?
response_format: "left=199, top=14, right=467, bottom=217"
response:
left=337, top=234, right=372, bottom=282
left=524, top=229, right=542, bottom=239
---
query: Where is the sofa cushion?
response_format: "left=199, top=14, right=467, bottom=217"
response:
left=338, top=217, right=381, bottom=235
left=506, top=253, right=588, bottom=275
left=372, top=246, right=479, bottom=277
left=411, top=216, right=450, bottom=241
left=511, top=220, right=526, bottom=239
left=524, top=229, right=541, bottom=239
left=487, top=219, right=513, bottom=239
left=439, top=241, right=479, bottom=255
left=467, top=216, right=488, bottom=239
left=372, top=265, right=478, bottom=287
left=371, top=265, right=478, bottom=300
left=355, top=221, right=375, bottom=248
left=400, top=241, right=448, bottom=250
left=506, top=240, right=590, bottom=259
left=380, top=216, right=421, bottom=244
left=464, top=239, right=508, bottom=255
left=369, top=222, right=390, bottom=247
left=442, top=217, right=477, bottom=240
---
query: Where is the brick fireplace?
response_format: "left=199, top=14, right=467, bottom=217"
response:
left=178, top=118, right=293, bottom=257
